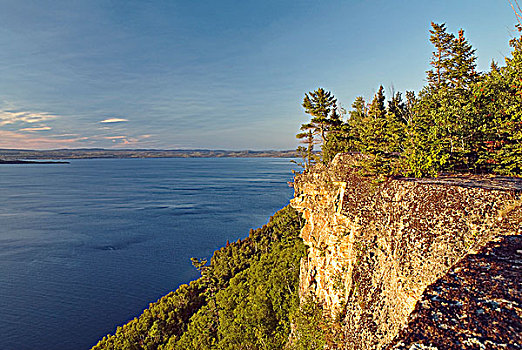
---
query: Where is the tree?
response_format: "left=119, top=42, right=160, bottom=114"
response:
left=356, top=86, right=402, bottom=175
left=450, top=29, right=478, bottom=88
left=402, top=23, right=482, bottom=176
left=300, top=88, right=347, bottom=165
left=301, top=88, right=338, bottom=144
left=474, top=31, right=522, bottom=175
left=427, top=23, right=478, bottom=90
left=295, top=125, right=319, bottom=170
left=347, top=96, right=367, bottom=151
left=426, top=22, right=455, bottom=88
left=386, top=91, right=408, bottom=154
left=321, top=100, right=350, bottom=163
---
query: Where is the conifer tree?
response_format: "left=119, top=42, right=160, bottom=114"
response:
left=427, top=23, right=478, bottom=89
left=301, top=88, right=338, bottom=144
left=404, top=23, right=482, bottom=176
left=300, top=88, right=346, bottom=164
left=403, top=91, right=417, bottom=125
left=450, top=29, right=478, bottom=88
left=295, top=126, right=318, bottom=170
left=368, top=85, right=386, bottom=119
left=427, top=22, right=455, bottom=88
left=321, top=100, right=350, bottom=163
left=475, top=30, right=522, bottom=175
left=357, top=86, right=397, bottom=175
left=386, top=92, right=407, bottom=153
left=348, top=96, right=367, bottom=150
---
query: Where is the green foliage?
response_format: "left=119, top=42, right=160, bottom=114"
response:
left=356, top=86, right=405, bottom=175
left=298, top=88, right=350, bottom=167
left=426, top=22, right=456, bottom=88
left=400, top=23, right=482, bottom=176
left=176, top=205, right=306, bottom=349
left=472, top=34, right=522, bottom=175
left=92, top=206, right=307, bottom=350
left=298, top=22, right=521, bottom=177
left=301, top=88, right=339, bottom=144
left=287, top=299, right=327, bottom=350
left=294, top=127, right=319, bottom=170
left=92, top=281, right=206, bottom=350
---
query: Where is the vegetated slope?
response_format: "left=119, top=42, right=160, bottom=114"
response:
left=91, top=205, right=306, bottom=350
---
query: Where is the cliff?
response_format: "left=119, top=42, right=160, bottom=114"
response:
left=291, top=154, right=522, bottom=350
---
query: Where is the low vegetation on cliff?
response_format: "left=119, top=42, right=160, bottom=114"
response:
left=297, top=22, right=522, bottom=177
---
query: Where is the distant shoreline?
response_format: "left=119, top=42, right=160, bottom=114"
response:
left=0, top=149, right=298, bottom=160
left=0, top=159, right=70, bottom=164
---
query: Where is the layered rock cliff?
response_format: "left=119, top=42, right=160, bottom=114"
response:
left=291, top=154, right=522, bottom=350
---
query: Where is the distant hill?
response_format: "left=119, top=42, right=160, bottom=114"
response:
left=0, top=149, right=298, bottom=160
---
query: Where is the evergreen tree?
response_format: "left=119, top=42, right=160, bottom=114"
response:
left=357, top=86, right=399, bottom=175
left=475, top=31, right=522, bottom=175
left=386, top=92, right=407, bottom=154
left=321, top=100, right=350, bottom=163
left=300, top=88, right=347, bottom=164
left=295, top=125, right=318, bottom=170
left=402, top=88, right=450, bottom=177
left=347, top=96, right=367, bottom=151
left=427, top=22, right=455, bottom=88
left=403, top=91, right=417, bottom=125
left=450, top=29, right=478, bottom=88
left=301, top=88, right=338, bottom=144
left=362, top=86, right=386, bottom=153
left=403, top=23, right=482, bottom=176
left=427, top=24, right=477, bottom=89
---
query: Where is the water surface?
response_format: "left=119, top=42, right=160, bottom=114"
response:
left=0, top=158, right=296, bottom=350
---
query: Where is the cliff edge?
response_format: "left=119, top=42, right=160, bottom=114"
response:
left=291, top=154, right=522, bottom=350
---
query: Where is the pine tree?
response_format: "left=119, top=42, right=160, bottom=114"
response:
left=322, top=100, right=350, bottom=163
left=449, top=29, right=478, bottom=88
left=386, top=92, right=407, bottom=153
left=348, top=96, right=367, bottom=151
left=301, top=88, right=338, bottom=144
left=301, top=88, right=347, bottom=164
left=404, top=91, right=417, bottom=125
left=295, top=125, right=318, bottom=170
left=357, top=86, right=396, bottom=175
left=406, top=23, right=482, bottom=175
left=427, top=23, right=478, bottom=89
left=368, top=85, right=386, bottom=120
left=476, top=31, right=522, bottom=175
left=427, top=22, right=455, bottom=88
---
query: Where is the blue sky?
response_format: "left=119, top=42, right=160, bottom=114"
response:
left=0, top=0, right=518, bottom=150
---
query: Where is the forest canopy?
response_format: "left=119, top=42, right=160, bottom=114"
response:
left=297, top=22, right=522, bottom=177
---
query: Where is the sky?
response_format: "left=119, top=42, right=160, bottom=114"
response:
left=0, top=0, right=518, bottom=150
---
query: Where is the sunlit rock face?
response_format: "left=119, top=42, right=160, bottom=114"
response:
left=291, top=154, right=521, bottom=350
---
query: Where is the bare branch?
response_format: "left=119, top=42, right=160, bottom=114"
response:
left=508, top=0, right=522, bottom=29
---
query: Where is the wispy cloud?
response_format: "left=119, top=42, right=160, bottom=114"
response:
left=0, top=110, right=59, bottom=127
left=99, top=118, right=128, bottom=123
left=19, top=126, right=52, bottom=132
left=0, top=130, right=89, bottom=149
left=103, top=135, right=127, bottom=139
left=101, top=134, right=145, bottom=146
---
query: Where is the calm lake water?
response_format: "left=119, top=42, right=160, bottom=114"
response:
left=0, top=158, right=297, bottom=350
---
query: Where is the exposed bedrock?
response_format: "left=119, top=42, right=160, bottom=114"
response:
left=291, top=154, right=522, bottom=350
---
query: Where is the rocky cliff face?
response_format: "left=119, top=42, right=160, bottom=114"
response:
left=291, top=154, right=522, bottom=350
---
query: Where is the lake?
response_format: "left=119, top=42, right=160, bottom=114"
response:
left=0, top=158, right=297, bottom=350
